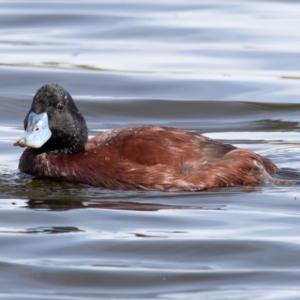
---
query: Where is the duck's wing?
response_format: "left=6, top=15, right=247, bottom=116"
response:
left=86, top=125, right=237, bottom=168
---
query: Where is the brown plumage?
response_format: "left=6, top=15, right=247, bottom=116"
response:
left=16, top=84, right=280, bottom=191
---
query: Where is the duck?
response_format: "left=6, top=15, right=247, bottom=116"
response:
left=14, top=83, right=281, bottom=192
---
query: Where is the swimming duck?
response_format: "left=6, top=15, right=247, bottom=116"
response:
left=14, top=83, right=279, bottom=191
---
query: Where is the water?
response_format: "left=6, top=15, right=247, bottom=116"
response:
left=1, top=0, right=300, bottom=299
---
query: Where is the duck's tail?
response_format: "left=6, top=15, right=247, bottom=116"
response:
left=253, top=160, right=298, bottom=186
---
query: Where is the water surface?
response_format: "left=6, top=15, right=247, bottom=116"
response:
left=1, top=1, right=300, bottom=299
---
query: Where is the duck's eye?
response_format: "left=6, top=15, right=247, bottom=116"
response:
left=56, top=102, right=64, bottom=111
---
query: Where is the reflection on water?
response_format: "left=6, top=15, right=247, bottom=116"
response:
left=1, top=0, right=300, bottom=299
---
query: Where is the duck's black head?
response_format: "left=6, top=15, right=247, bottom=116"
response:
left=14, top=84, right=88, bottom=154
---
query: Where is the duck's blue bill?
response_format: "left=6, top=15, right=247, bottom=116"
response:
left=14, top=112, right=52, bottom=148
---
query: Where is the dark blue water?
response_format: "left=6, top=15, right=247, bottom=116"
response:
left=1, top=1, right=300, bottom=299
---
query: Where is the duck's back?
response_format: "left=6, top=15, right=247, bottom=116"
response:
left=83, top=125, right=278, bottom=190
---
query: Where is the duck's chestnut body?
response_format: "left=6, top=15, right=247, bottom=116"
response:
left=16, top=84, right=279, bottom=191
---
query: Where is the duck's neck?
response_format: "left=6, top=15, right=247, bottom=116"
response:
left=36, top=125, right=88, bottom=155
left=42, top=137, right=87, bottom=154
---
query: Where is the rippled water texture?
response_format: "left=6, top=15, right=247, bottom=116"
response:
left=1, top=1, right=300, bottom=299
